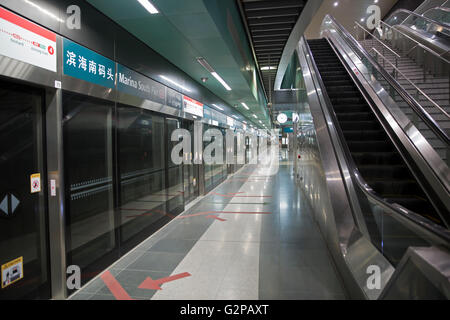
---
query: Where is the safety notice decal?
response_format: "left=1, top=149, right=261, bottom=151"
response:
left=1, top=257, right=24, bottom=289
left=30, top=173, right=41, bottom=194
left=0, top=7, right=57, bottom=72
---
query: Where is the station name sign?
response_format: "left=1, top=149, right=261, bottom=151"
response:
left=117, top=64, right=166, bottom=105
left=63, top=38, right=115, bottom=89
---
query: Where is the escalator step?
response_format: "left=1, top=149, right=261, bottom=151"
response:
left=367, top=180, right=422, bottom=196
left=333, top=104, right=368, bottom=113
left=330, top=97, right=366, bottom=105
left=338, top=121, right=380, bottom=131
left=358, top=165, right=410, bottom=179
left=347, top=141, right=393, bottom=152
left=327, top=91, right=361, bottom=99
left=342, top=129, right=385, bottom=140
left=352, top=152, right=403, bottom=166
left=327, top=85, right=356, bottom=92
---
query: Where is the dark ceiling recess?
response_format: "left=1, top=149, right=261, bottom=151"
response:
left=238, top=0, right=307, bottom=102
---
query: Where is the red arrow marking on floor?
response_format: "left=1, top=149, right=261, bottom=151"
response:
left=206, top=215, right=227, bottom=221
left=138, top=272, right=191, bottom=290
left=100, top=271, right=134, bottom=300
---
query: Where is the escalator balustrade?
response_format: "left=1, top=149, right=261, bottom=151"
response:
left=308, top=38, right=443, bottom=226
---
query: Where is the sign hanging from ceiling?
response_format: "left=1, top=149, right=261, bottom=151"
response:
left=63, top=38, right=115, bottom=89
left=183, top=96, right=204, bottom=117
left=0, top=7, right=57, bottom=72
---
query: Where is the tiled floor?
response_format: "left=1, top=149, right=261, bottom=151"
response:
left=69, top=151, right=348, bottom=300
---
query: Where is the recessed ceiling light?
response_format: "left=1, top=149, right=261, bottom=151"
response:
left=197, top=57, right=232, bottom=91
left=211, top=72, right=232, bottom=91
left=212, top=104, right=224, bottom=111
left=241, top=102, right=250, bottom=110
left=160, top=75, right=191, bottom=92
left=261, top=66, right=277, bottom=71
left=333, top=2, right=338, bottom=7
left=253, top=114, right=258, bottom=119
left=137, top=0, right=159, bottom=14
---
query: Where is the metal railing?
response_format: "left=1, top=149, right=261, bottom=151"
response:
left=380, top=20, right=450, bottom=60
left=344, top=21, right=450, bottom=146
left=354, top=21, right=400, bottom=67
left=386, top=8, right=450, bottom=31
left=370, top=47, right=450, bottom=119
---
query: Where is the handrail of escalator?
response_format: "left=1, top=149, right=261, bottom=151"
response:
left=328, top=15, right=450, bottom=145
left=423, top=6, right=450, bottom=27
left=386, top=8, right=450, bottom=30
left=369, top=47, right=450, bottom=119
left=379, top=20, right=450, bottom=60
left=300, top=37, right=450, bottom=245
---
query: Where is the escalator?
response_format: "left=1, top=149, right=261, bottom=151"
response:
left=294, top=13, right=450, bottom=299
left=307, top=38, right=444, bottom=226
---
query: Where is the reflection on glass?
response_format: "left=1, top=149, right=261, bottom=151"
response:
left=0, top=80, right=50, bottom=299
left=63, top=93, right=115, bottom=286
left=118, top=106, right=166, bottom=242
left=166, top=118, right=183, bottom=213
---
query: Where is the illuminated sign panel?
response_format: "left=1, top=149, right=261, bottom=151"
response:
left=183, top=96, right=204, bottom=117
left=0, top=7, right=57, bottom=72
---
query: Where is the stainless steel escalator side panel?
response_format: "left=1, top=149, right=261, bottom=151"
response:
left=380, top=246, right=450, bottom=299
left=297, top=37, right=394, bottom=300
left=321, top=17, right=450, bottom=226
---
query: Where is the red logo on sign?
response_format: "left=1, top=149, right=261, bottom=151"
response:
left=12, top=33, right=21, bottom=40
left=48, top=46, right=54, bottom=55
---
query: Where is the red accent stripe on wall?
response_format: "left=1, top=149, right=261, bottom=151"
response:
left=0, top=6, right=56, bottom=42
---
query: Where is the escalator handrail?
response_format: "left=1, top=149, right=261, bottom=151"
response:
left=423, top=6, right=450, bottom=27
left=300, top=38, right=450, bottom=245
left=379, top=20, right=450, bottom=61
left=386, top=8, right=450, bottom=31
left=326, top=15, right=450, bottom=145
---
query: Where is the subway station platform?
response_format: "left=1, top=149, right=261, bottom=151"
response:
left=69, top=152, right=347, bottom=300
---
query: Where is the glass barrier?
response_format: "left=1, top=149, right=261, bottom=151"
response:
left=424, top=8, right=450, bottom=26
left=385, top=9, right=450, bottom=39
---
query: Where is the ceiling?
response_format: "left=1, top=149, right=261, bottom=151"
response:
left=237, top=0, right=308, bottom=102
left=87, top=0, right=271, bottom=128
left=304, top=0, right=398, bottom=39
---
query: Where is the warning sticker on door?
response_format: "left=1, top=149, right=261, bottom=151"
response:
left=30, top=173, right=41, bottom=194
left=2, top=257, right=23, bottom=289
